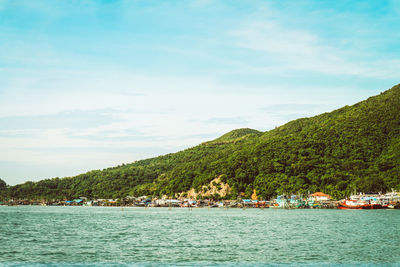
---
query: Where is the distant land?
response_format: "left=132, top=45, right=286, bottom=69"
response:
left=1, top=84, right=400, bottom=201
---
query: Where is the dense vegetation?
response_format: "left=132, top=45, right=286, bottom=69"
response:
left=3, top=84, right=400, bottom=200
left=0, top=178, right=7, bottom=200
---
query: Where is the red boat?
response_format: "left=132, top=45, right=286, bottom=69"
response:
left=338, top=199, right=386, bottom=209
left=337, top=200, right=370, bottom=209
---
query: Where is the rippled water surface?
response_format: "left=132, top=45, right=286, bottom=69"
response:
left=1, top=206, right=400, bottom=266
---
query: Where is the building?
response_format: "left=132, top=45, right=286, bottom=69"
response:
left=309, top=192, right=331, bottom=201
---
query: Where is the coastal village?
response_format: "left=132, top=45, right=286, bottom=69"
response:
left=2, top=191, right=400, bottom=209
left=2, top=175, right=399, bottom=209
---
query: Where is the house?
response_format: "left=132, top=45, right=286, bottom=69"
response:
left=309, top=192, right=331, bottom=201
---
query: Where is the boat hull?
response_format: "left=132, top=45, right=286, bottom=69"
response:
left=337, top=204, right=369, bottom=210
left=337, top=200, right=371, bottom=210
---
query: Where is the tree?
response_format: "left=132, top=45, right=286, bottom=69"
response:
left=0, top=178, right=7, bottom=199
left=0, top=178, right=7, bottom=190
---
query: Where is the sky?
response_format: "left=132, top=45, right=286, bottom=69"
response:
left=1, top=0, right=400, bottom=185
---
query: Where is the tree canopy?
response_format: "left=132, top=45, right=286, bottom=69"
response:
left=0, top=178, right=7, bottom=190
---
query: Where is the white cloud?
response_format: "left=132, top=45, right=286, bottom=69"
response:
left=231, top=21, right=400, bottom=79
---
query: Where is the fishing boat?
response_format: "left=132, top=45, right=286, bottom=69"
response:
left=388, top=202, right=400, bottom=209
left=337, top=199, right=370, bottom=209
left=255, top=201, right=269, bottom=208
left=180, top=199, right=197, bottom=208
left=271, top=196, right=289, bottom=209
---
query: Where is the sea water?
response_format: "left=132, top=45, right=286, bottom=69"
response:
left=0, top=206, right=399, bottom=266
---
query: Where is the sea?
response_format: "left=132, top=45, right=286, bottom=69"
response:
left=0, top=206, right=399, bottom=266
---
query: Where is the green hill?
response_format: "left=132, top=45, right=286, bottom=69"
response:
left=3, top=84, right=400, bottom=200
left=204, top=128, right=262, bottom=145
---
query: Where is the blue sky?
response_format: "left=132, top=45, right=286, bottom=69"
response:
left=1, top=0, right=399, bottom=185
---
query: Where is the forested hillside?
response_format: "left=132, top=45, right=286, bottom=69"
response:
left=3, top=84, right=400, bottom=200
